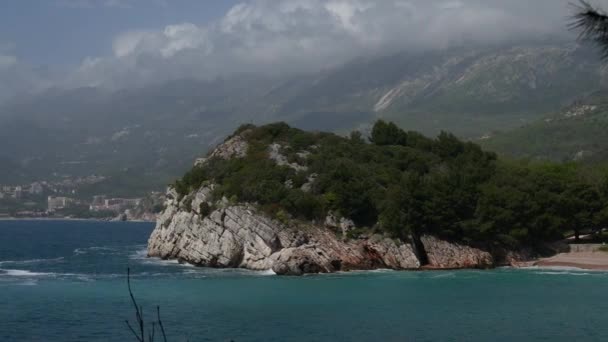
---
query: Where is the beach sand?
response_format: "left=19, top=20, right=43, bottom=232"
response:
left=534, top=250, right=608, bottom=270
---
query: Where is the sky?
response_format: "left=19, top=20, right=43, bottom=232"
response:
left=0, top=0, right=606, bottom=101
left=0, top=0, right=241, bottom=65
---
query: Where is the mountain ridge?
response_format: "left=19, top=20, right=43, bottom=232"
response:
left=0, top=41, right=604, bottom=194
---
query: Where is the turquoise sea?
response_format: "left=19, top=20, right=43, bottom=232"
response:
left=1, top=220, right=608, bottom=341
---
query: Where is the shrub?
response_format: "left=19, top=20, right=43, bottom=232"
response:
left=199, top=202, right=212, bottom=217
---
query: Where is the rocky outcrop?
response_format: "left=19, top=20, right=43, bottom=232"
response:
left=148, top=188, right=421, bottom=275
left=147, top=183, right=510, bottom=275
left=421, top=235, right=493, bottom=269
left=324, top=212, right=355, bottom=238
left=195, top=135, right=248, bottom=166
left=268, top=143, right=308, bottom=172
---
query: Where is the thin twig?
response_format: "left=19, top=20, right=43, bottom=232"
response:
left=126, top=320, right=142, bottom=342
left=126, top=268, right=145, bottom=342
left=148, top=322, right=156, bottom=342
left=157, top=306, right=168, bottom=342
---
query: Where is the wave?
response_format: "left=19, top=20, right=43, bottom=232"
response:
left=521, top=265, right=608, bottom=273
left=73, top=246, right=114, bottom=255
left=129, top=248, right=148, bottom=260
left=17, top=280, right=38, bottom=286
left=430, top=272, right=456, bottom=279
left=180, top=267, right=276, bottom=278
left=535, top=271, right=597, bottom=276
left=0, top=257, right=65, bottom=266
left=258, top=269, right=277, bottom=276
left=73, top=245, right=138, bottom=255
left=0, top=269, right=56, bottom=277
left=129, top=248, right=198, bottom=268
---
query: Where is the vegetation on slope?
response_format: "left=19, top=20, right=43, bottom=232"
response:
left=175, top=121, right=608, bottom=248
left=482, top=92, right=608, bottom=162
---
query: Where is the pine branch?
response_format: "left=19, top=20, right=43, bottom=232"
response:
left=570, top=0, right=608, bottom=59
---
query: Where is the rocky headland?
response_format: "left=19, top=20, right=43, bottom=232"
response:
left=147, top=124, right=539, bottom=275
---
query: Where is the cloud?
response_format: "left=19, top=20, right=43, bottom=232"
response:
left=56, top=0, right=166, bottom=9
left=0, top=58, right=55, bottom=104
left=0, top=42, right=58, bottom=104
left=3, top=0, right=600, bottom=98
left=0, top=55, right=17, bottom=69
left=65, top=0, right=578, bottom=89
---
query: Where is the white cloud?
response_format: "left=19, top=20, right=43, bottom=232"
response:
left=56, top=0, right=152, bottom=9
left=0, top=56, right=55, bottom=103
left=4, top=0, right=602, bottom=99
left=67, top=0, right=577, bottom=89
left=0, top=55, right=17, bottom=69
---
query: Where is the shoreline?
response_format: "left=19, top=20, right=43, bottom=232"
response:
left=521, top=250, right=608, bottom=271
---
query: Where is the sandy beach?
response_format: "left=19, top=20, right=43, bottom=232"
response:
left=534, top=249, right=608, bottom=271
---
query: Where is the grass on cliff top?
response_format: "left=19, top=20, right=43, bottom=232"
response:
left=174, top=121, right=608, bottom=249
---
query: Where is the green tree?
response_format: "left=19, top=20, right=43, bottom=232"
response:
left=370, top=120, right=408, bottom=146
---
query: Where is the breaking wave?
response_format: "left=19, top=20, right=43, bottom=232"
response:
left=0, top=269, right=57, bottom=277
left=0, top=257, right=65, bottom=266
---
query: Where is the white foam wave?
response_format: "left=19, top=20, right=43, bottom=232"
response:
left=258, top=269, right=276, bottom=276
left=521, top=265, right=608, bottom=273
left=336, top=268, right=397, bottom=276
left=129, top=248, right=148, bottom=260
left=0, top=269, right=56, bottom=277
left=73, top=245, right=126, bottom=255
left=130, top=249, right=198, bottom=268
left=535, top=271, right=595, bottom=276
left=17, top=280, right=38, bottom=286
left=430, top=272, right=456, bottom=279
left=0, top=257, right=65, bottom=266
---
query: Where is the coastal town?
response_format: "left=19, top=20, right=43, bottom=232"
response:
left=0, top=177, right=162, bottom=220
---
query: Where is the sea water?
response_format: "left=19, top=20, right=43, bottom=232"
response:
left=1, top=220, right=608, bottom=341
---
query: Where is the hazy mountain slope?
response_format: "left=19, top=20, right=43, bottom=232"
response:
left=0, top=78, right=279, bottom=189
left=482, top=92, right=608, bottom=162
left=265, top=43, right=603, bottom=136
left=0, top=42, right=604, bottom=193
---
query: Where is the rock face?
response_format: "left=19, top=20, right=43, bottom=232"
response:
left=147, top=183, right=508, bottom=275
left=268, top=143, right=308, bottom=172
left=148, top=187, right=421, bottom=275
left=195, top=135, right=248, bottom=166
left=421, top=235, right=493, bottom=269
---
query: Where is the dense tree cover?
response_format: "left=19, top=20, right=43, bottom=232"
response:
left=174, top=121, right=608, bottom=247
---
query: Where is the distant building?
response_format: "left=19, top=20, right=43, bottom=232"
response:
left=90, top=197, right=141, bottom=212
left=14, top=186, right=23, bottom=199
left=30, top=182, right=44, bottom=195
left=91, top=195, right=106, bottom=206
left=48, top=196, right=71, bottom=212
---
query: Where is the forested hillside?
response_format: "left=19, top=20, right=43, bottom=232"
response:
left=175, top=121, right=608, bottom=248
left=483, top=91, right=608, bottom=162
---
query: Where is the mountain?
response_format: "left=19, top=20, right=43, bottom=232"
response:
left=0, top=78, right=276, bottom=191
left=274, top=43, right=604, bottom=136
left=482, top=91, right=608, bottom=162
left=0, top=41, right=604, bottom=194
